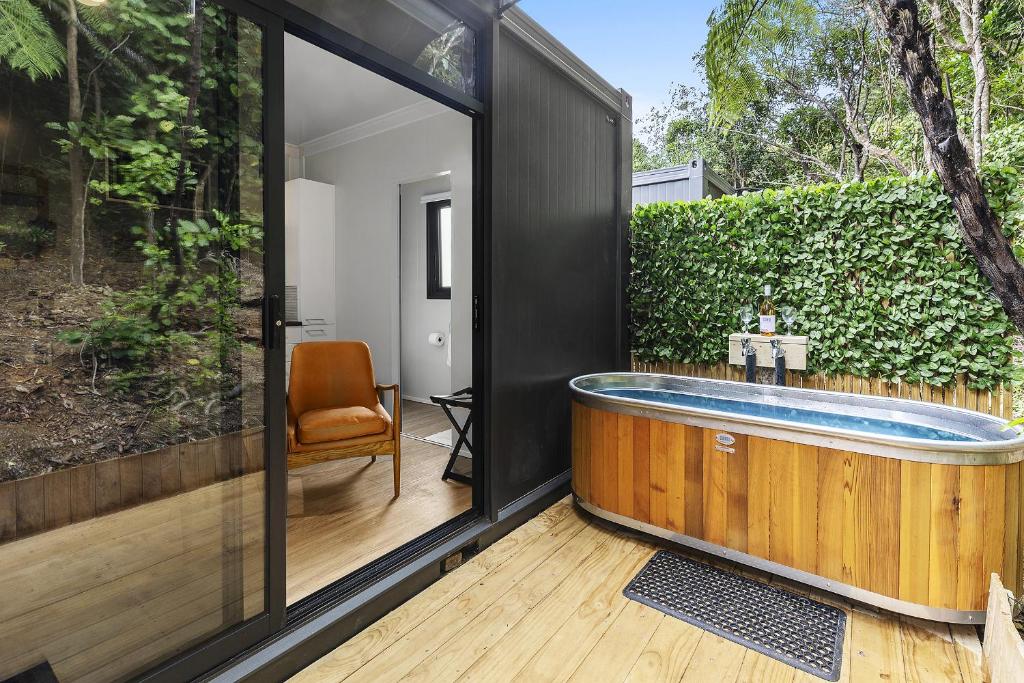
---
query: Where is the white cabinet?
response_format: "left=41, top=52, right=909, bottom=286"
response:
left=285, top=178, right=336, bottom=389
left=285, top=178, right=336, bottom=326
left=285, top=326, right=301, bottom=389
left=301, top=324, right=336, bottom=342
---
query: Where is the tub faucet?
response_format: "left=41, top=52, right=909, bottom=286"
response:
left=771, top=338, right=786, bottom=387
left=741, top=337, right=757, bottom=383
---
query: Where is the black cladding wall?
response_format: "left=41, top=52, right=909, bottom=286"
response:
left=488, top=29, right=625, bottom=511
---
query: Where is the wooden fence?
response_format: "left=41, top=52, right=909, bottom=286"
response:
left=0, top=427, right=264, bottom=545
left=631, top=358, right=1017, bottom=420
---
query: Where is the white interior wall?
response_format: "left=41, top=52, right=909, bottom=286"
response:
left=285, top=143, right=303, bottom=182
left=400, top=176, right=452, bottom=402
left=300, top=109, right=473, bottom=392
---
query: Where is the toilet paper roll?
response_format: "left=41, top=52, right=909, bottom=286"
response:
left=428, top=332, right=446, bottom=347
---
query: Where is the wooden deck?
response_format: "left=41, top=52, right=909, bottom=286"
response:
left=0, top=471, right=265, bottom=683
left=293, top=498, right=985, bottom=683
left=287, top=400, right=471, bottom=602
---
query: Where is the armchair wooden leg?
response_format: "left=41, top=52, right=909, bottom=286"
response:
left=371, top=455, right=377, bottom=463
left=393, top=439, right=401, bottom=497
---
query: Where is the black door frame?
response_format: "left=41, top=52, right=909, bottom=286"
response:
left=143, top=0, right=493, bottom=679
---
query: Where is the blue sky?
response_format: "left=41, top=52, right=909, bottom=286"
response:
left=516, top=0, right=720, bottom=120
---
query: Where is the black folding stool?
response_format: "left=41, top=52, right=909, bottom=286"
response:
left=430, top=387, right=473, bottom=485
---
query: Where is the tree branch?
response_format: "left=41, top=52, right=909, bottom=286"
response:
left=923, top=0, right=970, bottom=51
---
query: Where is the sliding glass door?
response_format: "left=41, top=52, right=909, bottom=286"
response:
left=0, top=0, right=281, bottom=679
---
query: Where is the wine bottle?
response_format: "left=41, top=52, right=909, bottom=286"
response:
left=759, top=284, right=776, bottom=336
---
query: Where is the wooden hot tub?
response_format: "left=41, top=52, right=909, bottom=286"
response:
left=570, top=372, right=1024, bottom=623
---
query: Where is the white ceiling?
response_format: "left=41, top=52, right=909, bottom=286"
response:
left=284, top=34, right=429, bottom=146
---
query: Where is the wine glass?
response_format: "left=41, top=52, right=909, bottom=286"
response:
left=738, top=304, right=754, bottom=333
left=781, top=306, right=797, bottom=335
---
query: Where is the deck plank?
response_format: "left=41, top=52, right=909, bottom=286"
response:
left=566, top=601, right=662, bottom=683
left=849, top=609, right=906, bottom=682
left=622, top=615, right=704, bottom=683
left=899, top=617, right=965, bottom=682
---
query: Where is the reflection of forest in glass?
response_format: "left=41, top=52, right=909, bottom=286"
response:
left=416, top=24, right=475, bottom=94
left=0, top=0, right=264, bottom=481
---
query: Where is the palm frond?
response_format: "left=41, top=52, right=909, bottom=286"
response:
left=705, top=0, right=818, bottom=126
left=0, top=0, right=65, bottom=80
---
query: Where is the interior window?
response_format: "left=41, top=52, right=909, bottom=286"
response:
left=428, top=199, right=452, bottom=299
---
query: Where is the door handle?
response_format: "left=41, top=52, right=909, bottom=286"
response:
left=264, top=295, right=283, bottom=350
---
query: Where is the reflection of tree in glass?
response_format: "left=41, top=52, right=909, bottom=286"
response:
left=416, top=24, right=475, bottom=94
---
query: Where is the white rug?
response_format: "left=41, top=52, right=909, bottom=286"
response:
left=423, top=430, right=453, bottom=448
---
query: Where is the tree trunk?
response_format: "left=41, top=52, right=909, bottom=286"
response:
left=875, top=0, right=1024, bottom=331
left=66, top=0, right=85, bottom=286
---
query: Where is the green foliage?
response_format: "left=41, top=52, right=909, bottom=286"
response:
left=0, top=216, right=53, bottom=257
left=60, top=211, right=262, bottom=392
left=0, top=0, right=64, bottom=80
left=630, top=168, right=1024, bottom=389
left=704, top=0, right=818, bottom=126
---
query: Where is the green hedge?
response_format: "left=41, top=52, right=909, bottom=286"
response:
left=629, top=166, right=1024, bottom=389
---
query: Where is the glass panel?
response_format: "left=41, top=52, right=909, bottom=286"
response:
left=440, top=205, right=452, bottom=288
left=0, top=1, right=267, bottom=680
left=287, top=0, right=477, bottom=95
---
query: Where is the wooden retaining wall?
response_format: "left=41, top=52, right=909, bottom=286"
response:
left=0, top=428, right=265, bottom=545
left=632, top=358, right=1017, bottom=420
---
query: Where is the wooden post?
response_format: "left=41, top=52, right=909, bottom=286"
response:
left=984, top=573, right=1024, bottom=682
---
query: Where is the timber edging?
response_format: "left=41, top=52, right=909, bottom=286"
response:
left=0, top=427, right=265, bottom=544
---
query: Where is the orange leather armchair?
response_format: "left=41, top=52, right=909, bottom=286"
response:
left=287, top=340, right=401, bottom=497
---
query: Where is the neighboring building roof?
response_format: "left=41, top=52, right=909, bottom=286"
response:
left=632, top=159, right=734, bottom=207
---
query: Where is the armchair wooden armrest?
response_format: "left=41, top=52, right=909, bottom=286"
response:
left=376, top=383, right=401, bottom=433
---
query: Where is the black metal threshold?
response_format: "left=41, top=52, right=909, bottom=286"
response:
left=203, top=473, right=570, bottom=682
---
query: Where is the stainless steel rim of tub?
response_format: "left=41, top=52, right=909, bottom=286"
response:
left=569, top=372, right=1024, bottom=465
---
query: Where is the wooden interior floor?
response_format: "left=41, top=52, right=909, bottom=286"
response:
left=287, top=401, right=471, bottom=603
left=292, top=497, right=986, bottom=683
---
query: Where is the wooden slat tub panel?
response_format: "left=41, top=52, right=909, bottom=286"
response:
left=664, top=423, right=688, bottom=534
left=929, top=465, right=961, bottom=610
left=853, top=453, right=900, bottom=598
left=899, top=460, right=932, bottom=605
left=571, top=403, right=589, bottom=502
left=817, top=448, right=846, bottom=583
left=768, top=441, right=796, bottom=569
left=724, top=433, right=748, bottom=554
left=571, top=403, right=1019, bottom=614
left=792, top=443, right=819, bottom=576
left=648, top=419, right=668, bottom=529
left=616, top=414, right=634, bottom=518
left=631, top=417, right=650, bottom=524
left=701, top=429, right=728, bottom=547
left=747, top=437, right=771, bottom=559
left=1004, top=462, right=1021, bottom=596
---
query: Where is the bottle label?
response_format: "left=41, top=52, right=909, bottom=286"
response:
left=760, top=315, right=776, bottom=334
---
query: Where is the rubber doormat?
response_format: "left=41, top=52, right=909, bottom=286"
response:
left=623, top=551, right=846, bottom=681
